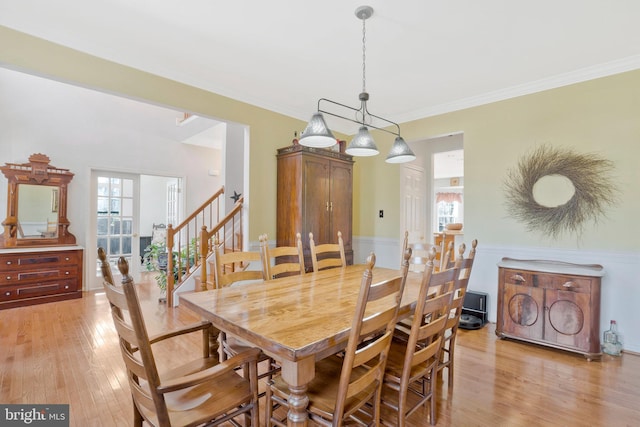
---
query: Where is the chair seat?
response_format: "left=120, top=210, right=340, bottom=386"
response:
left=383, top=338, right=435, bottom=383
left=138, top=368, right=255, bottom=427
left=269, top=354, right=377, bottom=422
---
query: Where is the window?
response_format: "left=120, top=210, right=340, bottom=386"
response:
left=167, top=181, right=180, bottom=226
left=435, top=192, right=462, bottom=232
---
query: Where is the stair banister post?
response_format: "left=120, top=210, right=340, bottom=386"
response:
left=166, top=224, right=175, bottom=306
left=200, top=226, right=208, bottom=291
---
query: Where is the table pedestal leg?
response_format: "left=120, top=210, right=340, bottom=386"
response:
left=280, top=356, right=315, bottom=427
left=287, top=383, right=309, bottom=426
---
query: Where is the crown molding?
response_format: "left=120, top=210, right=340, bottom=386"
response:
left=394, top=54, right=640, bottom=125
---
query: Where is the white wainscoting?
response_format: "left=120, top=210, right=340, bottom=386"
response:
left=353, top=236, right=640, bottom=353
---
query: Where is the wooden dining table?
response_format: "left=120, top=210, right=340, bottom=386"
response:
left=179, top=264, right=425, bottom=427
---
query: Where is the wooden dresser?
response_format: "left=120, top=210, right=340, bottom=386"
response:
left=276, top=145, right=354, bottom=269
left=496, top=258, right=604, bottom=360
left=0, top=247, right=83, bottom=310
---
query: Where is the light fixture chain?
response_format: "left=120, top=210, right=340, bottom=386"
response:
left=362, top=15, right=366, bottom=93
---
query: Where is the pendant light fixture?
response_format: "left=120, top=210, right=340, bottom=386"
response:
left=299, top=5, right=416, bottom=163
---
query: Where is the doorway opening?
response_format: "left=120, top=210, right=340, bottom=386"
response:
left=433, top=149, right=464, bottom=232
left=89, top=171, right=184, bottom=290
left=400, top=133, right=463, bottom=247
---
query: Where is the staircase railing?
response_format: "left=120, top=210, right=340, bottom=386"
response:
left=198, top=196, right=244, bottom=290
left=166, top=186, right=225, bottom=306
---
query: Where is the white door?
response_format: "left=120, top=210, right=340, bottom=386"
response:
left=89, top=170, right=140, bottom=289
left=401, top=164, right=426, bottom=243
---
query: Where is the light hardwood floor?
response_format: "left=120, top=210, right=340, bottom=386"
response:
left=1, top=272, right=638, bottom=427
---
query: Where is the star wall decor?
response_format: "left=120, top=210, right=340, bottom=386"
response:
left=230, top=191, right=242, bottom=203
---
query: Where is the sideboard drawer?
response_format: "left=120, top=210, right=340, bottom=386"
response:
left=501, top=268, right=592, bottom=293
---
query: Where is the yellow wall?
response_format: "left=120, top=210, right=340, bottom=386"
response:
left=2, top=25, right=638, bottom=252
left=357, top=71, right=639, bottom=251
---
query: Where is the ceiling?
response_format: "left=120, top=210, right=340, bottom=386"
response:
left=2, top=1, right=640, bottom=136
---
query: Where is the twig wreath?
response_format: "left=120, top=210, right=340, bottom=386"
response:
left=504, top=145, right=617, bottom=238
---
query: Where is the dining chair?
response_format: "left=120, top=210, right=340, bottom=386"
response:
left=407, top=242, right=433, bottom=273
left=380, top=256, right=458, bottom=426
left=309, top=230, right=346, bottom=272
left=265, top=250, right=411, bottom=426
left=98, top=247, right=115, bottom=286
left=212, top=242, right=264, bottom=290
left=260, top=233, right=305, bottom=280
left=100, top=253, right=260, bottom=427
left=212, top=241, right=281, bottom=385
left=438, top=239, right=478, bottom=387
left=407, top=236, right=452, bottom=273
left=401, top=230, right=409, bottom=266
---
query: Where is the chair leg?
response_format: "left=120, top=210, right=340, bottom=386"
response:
left=264, top=382, right=273, bottom=426
left=429, top=369, right=437, bottom=426
left=264, top=382, right=288, bottom=427
left=132, top=398, right=143, bottom=427
left=447, top=336, right=456, bottom=387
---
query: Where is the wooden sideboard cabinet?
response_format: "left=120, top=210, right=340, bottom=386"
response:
left=0, top=247, right=83, bottom=310
left=496, top=258, right=604, bottom=360
left=276, top=145, right=354, bottom=269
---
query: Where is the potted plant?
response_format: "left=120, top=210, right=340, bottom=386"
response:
left=143, top=242, right=169, bottom=302
left=142, top=238, right=199, bottom=302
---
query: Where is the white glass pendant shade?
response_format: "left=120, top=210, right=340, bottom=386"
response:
left=299, top=113, right=336, bottom=148
left=345, top=126, right=379, bottom=156
left=385, top=136, right=416, bottom=163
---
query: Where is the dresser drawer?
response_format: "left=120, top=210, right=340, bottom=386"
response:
left=0, top=251, right=80, bottom=271
left=0, top=278, right=79, bottom=302
left=0, top=265, right=79, bottom=285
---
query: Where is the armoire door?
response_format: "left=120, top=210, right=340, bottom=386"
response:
left=303, top=156, right=331, bottom=244
left=329, top=160, right=353, bottom=248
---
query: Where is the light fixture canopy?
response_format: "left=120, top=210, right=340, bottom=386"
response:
left=299, top=5, right=415, bottom=164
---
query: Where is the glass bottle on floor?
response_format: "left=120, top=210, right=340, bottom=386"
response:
left=602, top=320, right=622, bottom=356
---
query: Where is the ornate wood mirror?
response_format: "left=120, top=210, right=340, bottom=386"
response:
left=0, top=153, right=76, bottom=247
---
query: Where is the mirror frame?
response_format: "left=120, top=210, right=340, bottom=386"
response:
left=0, top=153, right=76, bottom=248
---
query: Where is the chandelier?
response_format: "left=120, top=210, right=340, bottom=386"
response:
left=299, top=5, right=416, bottom=164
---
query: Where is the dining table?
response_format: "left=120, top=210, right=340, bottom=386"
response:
left=179, top=264, right=425, bottom=427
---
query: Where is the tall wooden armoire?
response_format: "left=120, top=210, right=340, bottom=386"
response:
left=276, top=145, right=354, bottom=270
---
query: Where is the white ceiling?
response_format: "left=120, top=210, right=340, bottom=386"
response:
left=2, top=1, right=640, bottom=136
